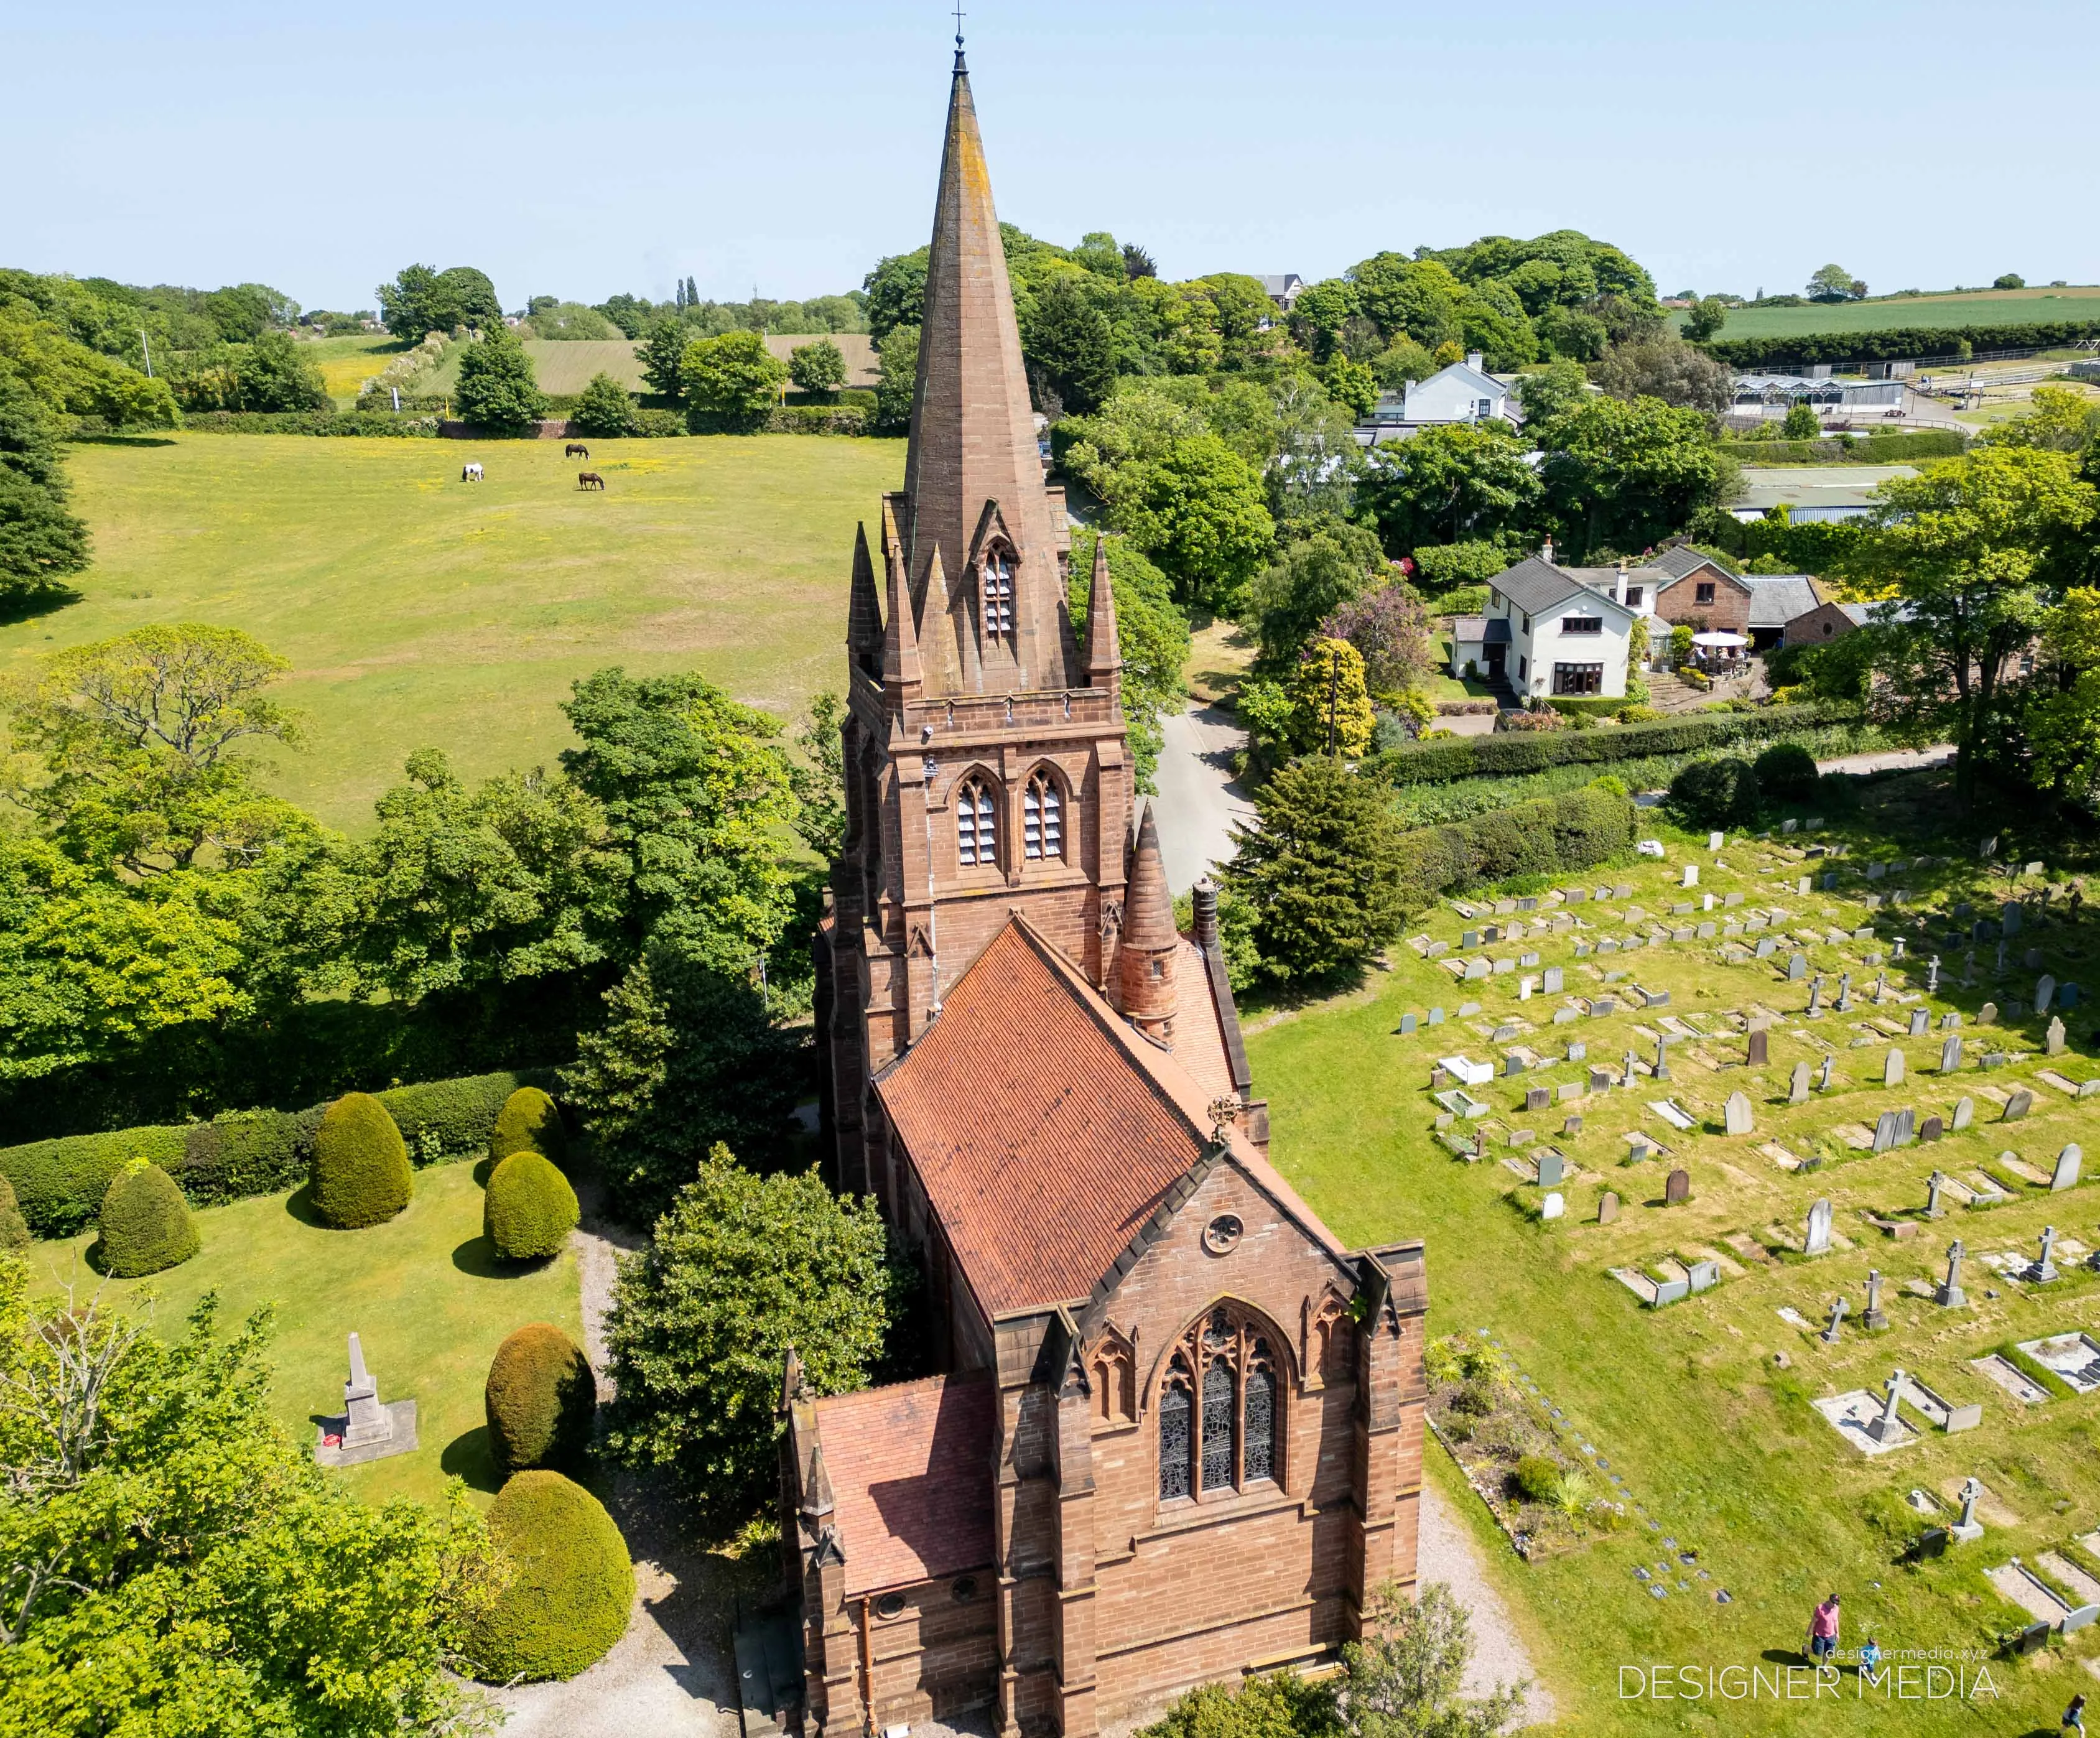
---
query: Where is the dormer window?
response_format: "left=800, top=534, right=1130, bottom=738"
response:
left=957, top=776, right=997, bottom=868
left=1023, top=771, right=1064, bottom=861
left=982, top=549, right=1015, bottom=636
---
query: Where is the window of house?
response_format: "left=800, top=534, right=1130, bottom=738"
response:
left=982, top=550, right=1015, bottom=636
left=1553, top=662, right=1604, bottom=695
left=1561, top=615, right=1603, bottom=634
left=1625, top=587, right=1644, bottom=608
left=1822, top=621, right=1834, bottom=636
left=1157, top=1305, right=1283, bottom=1502
left=956, top=776, right=997, bottom=867
left=1518, top=656, right=1527, bottom=681
left=1522, top=614, right=1531, bottom=633
left=1023, top=771, right=1063, bottom=860
left=1694, top=582, right=1716, bottom=605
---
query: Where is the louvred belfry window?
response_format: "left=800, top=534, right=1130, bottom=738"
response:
left=982, top=550, right=1015, bottom=636
left=956, top=777, right=997, bottom=867
left=1156, top=1304, right=1286, bottom=1502
left=1023, top=772, right=1063, bottom=860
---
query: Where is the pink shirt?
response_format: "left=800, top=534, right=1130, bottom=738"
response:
left=1811, top=1602, right=1840, bottom=1639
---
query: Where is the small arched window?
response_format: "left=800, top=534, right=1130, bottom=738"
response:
left=1158, top=1365, right=1193, bottom=1501
left=956, top=777, right=997, bottom=868
left=1023, top=771, right=1064, bottom=861
left=982, top=549, right=1015, bottom=636
left=1243, top=1346, right=1276, bottom=1483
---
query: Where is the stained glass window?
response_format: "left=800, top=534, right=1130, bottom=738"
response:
left=957, top=778, right=996, bottom=867
left=1243, top=1362, right=1275, bottom=1484
left=1201, top=1362, right=1236, bottom=1491
left=1023, top=773, right=1062, bottom=860
left=1159, top=1379, right=1192, bottom=1500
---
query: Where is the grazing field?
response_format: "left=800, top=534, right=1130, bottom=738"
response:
left=27, top=1161, right=581, bottom=1511
left=1679, top=287, right=2100, bottom=342
left=1255, top=789, right=2100, bottom=1732
left=525, top=339, right=646, bottom=394
left=17, top=432, right=904, bottom=830
left=295, top=330, right=411, bottom=404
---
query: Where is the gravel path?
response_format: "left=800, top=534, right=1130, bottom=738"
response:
left=1416, top=1479, right=1555, bottom=1728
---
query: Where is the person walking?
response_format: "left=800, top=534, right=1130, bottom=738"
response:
left=2065, top=1692, right=2086, bottom=1733
left=1807, top=1592, right=1841, bottom=1666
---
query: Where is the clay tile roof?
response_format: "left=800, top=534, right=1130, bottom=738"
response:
left=1171, top=937, right=1237, bottom=1104
left=813, top=1373, right=995, bottom=1597
left=877, top=920, right=1210, bottom=1317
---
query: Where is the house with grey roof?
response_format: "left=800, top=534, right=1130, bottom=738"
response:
left=1259, top=274, right=1306, bottom=310
left=1451, top=550, right=1643, bottom=700
left=1359, top=354, right=1522, bottom=444
left=1742, top=574, right=1823, bottom=649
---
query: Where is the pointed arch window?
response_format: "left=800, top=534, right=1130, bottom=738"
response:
left=982, top=549, right=1015, bottom=637
left=1156, top=1304, right=1287, bottom=1503
left=1023, top=771, right=1064, bottom=861
left=956, top=776, right=997, bottom=868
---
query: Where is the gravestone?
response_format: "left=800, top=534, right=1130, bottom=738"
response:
left=1563, top=1113, right=1584, bottom=1137
left=1935, top=1239, right=1967, bottom=1308
left=1653, top=1038, right=1671, bottom=1082
left=1788, top=952, right=1808, bottom=982
left=1462, top=929, right=1480, bottom=949
left=2037, top=975, right=2056, bottom=1015
left=1756, top=937, right=1777, bottom=960
left=1589, top=1066, right=1614, bottom=1092
left=1536, top=1150, right=1564, bottom=1187
left=1566, top=1041, right=1587, bottom=1063
left=1908, top=1010, right=1929, bottom=1039
left=1951, top=1095, right=1974, bottom=1132
left=2030, top=1224, right=2061, bottom=1285
left=1464, top=957, right=1490, bottom=981
left=1622, top=1051, right=1640, bottom=1089
left=1525, top=1086, right=1550, bottom=1113
left=1926, top=955, right=1941, bottom=993
left=2005, top=903, right=2023, bottom=937
left=1399, top=1012, right=1418, bottom=1035
left=1920, top=1115, right=1944, bottom=1142
left=1884, top=1048, right=1905, bottom=1089
left=1806, top=977, right=1824, bottom=1016
left=1941, top=1034, right=1962, bottom=1074
left=1665, top=1168, right=1690, bottom=1205
left=1790, top=1061, right=1811, bottom=1104
left=2046, top=1016, right=2066, bottom=1057
left=2002, top=1089, right=2033, bottom=1123
left=1872, top=1110, right=1902, bottom=1153
left=1821, top=1296, right=1847, bottom=1343
left=1978, top=1001, right=1997, bottom=1025
left=1543, top=965, right=1564, bottom=994
left=1540, top=1192, right=1564, bottom=1221
left=1724, top=1090, right=1753, bottom=1135
left=1597, top=1191, right=1620, bottom=1224
left=1951, top=1478, right=1984, bottom=1544
left=2052, top=1143, right=2083, bottom=1192
left=1818, top=1055, right=1835, bottom=1091
left=1926, top=1171, right=1946, bottom=1217
left=1865, top=1369, right=1907, bottom=1444
left=342, top=1334, right=391, bottom=1448
left=1836, top=972, right=1854, bottom=1015
left=1428, top=1006, right=1446, bottom=1025
left=1683, top=864, right=1699, bottom=889
left=1805, top=1197, right=1833, bottom=1255
left=1747, top=1029, right=1768, bottom=1067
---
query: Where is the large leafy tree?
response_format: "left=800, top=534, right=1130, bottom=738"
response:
left=679, top=331, right=788, bottom=424
left=1337, top=1582, right=1528, bottom=1738
left=602, top=1146, right=902, bottom=1531
left=1589, top=337, right=1731, bottom=415
left=1064, top=527, right=1191, bottom=791
left=787, top=338, right=847, bottom=397
left=376, top=263, right=501, bottom=340
left=1247, top=524, right=1386, bottom=670
left=862, top=248, right=929, bottom=342
left=452, top=326, right=548, bottom=432
left=0, top=1272, right=498, bottom=1735
left=638, top=315, right=689, bottom=401
left=1105, top=432, right=1275, bottom=611
left=1360, top=422, right=1541, bottom=554
left=872, top=323, right=920, bottom=432
left=1849, top=444, right=2096, bottom=810
left=1535, top=394, right=1734, bottom=561
left=1347, top=256, right=1466, bottom=351
left=231, top=330, right=330, bottom=412
left=0, top=369, right=89, bottom=598
left=0, top=309, right=177, bottom=428
left=2024, top=587, right=2100, bottom=806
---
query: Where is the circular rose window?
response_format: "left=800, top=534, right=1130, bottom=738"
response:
left=1202, top=1213, right=1244, bottom=1255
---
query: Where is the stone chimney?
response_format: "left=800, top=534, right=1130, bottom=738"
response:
left=1191, top=876, right=1220, bottom=949
left=1540, top=536, right=1554, bottom=566
left=1466, top=350, right=1484, bottom=372
left=1116, top=803, right=1177, bottom=1041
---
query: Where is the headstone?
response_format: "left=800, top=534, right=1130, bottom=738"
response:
left=1543, top=965, right=1564, bottom=994
left=2051, top=1143, right=2083, bottom=1192
left=2002, top=1089, right=2033, bottom=1123
left=1925, top=1171, right=1946, bottom=1217
left=1935, top=1239, right=1966, bottom=1308
left=1597, top=1191, right=1620, bottom=1224
left=1525, top=1086, right=1550, bottom=1113
left=1783, top=817, right=1796, bottom=834
left=2037, top=975, right=2056, bottom=1015
left=1788, top=952, right=1808, bottom=982
left=1622, top=1050, right=1639, bottom=1089
left=1821, top=1295, right=1847, bottom=1343
left=1836, top=972, right=1853, bottom=1015
left=1951, top=1095, right=1973, bottom=1132
left=1724, top=1090, right=1753, bottom=1135
left=2046, top=1016, right=2066, bottom=1057
left=1865, top=1369, right=1907, bottom=1443
left=2030, top=1224, right=2061, bottom=1285
left=1940, top=1034, right=1962, bottom=1074
left=1806, top=977, right=1823, bottom=1016
left=1908, top=1009, right=1928, bottom=1038
left=1665, top=1168, right=1690, bottom=1205
left=1683, top=864, right=1698, bottom=889
left=1789, top=1061, right=1810, bottom=1104
left=1818, top=1054, right=1834, bottom=1092
left=1977, top=1000, right=1996, bottom=1026
left=1565, top=1040, right=1587, bottom=1063
left=1590, top=1066, right=1613, bottom=1092
left=1920, top=1115, right=1944, bottom=1143
left=1536, top=1150, right=1564, bottom=1187
left=1653, top=1037, right=1671, bottom=1082
left=1462, top=929, right=1480, bottom=949
left=1563, top=1113, right=1584, bottom=1137
left=1884, top=1048, right=1905, bottom=1089
left=1464, top=956, right=1490, bottom=981
left=1399, top=1011, right=1418, bottom=1035
left=2004, top=903, right=2023, bottom=937
left=1756, top=937, right=1777, bottom=960
left=1540, top=1192, right=1564, bottom=1220
left=1428, top=1006, right=1446, bottom=1026
left=1747, top=1029, right=1768, bottom=1067
left=1709, top=831, right=1724, bottom=851
left=342, top=1333, right=393, bottom=1449
left=1872, top=1110, right=1902, bottom=1153
left=1805, top=1197, right=1833, bottom=1255
left=1926, top=955, right=1940, bottom=993
left=1950, top=1477, right=1984, bottom=1543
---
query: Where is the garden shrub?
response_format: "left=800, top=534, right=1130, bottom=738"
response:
left=1615, top=704, right=1663, bottom=723
left=486, top=1322, right=597, bottom=1474
left=0, top=1173, right=29, bottom=1251
left=310, top=1093, right=412, bottom=1229
left=465, top=1471, right=633, bottom=1682
left=0, top=1125, right=187, bottom=1239
left=1449, top=1381, right=1494, bottom=1418
left=176, top=1106, right=323, bottom=1206
left=1388, top=785, right=1634, bottom=918
left=491, top=1086, right=567, bottom=1167
left=1511, top=1454, right=1562, bottom=1505
left=485, top=1152, right=579, bottom=1261
left=383, top=1071, right=551, bottom=1163
left=96, top=1159, right=199, bottom=1277
left=1754, top=741, right=1820, bottom=801
left=1667, top=756, right=1761, bottom=827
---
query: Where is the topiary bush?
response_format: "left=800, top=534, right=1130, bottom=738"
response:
left=465, top=1471, right=633, bottom=1682
left=491, top=1087, right=567, bottom=1168
left=486, top=1322, right=597, bottom=1474
left=485, top=1152, right=579, bottom=1261
left=309, top=1093, right=412, bottom=1229
left=1666, top=755, right=1761, bottom=827
left=0, top=1173, right=30, bottom=1251
left=96, top=1159, right=199, bottom=1276
left=1754, top=740, right=1820, bottom=801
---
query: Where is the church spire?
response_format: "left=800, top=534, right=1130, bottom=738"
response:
left=902, top=48, right=1075, bottom=695
left=880, top=500, right=921, bottom=696
left=1117, top=802, right=1178, bottom=1041
left=1086, top=534, right=1121, bottom=697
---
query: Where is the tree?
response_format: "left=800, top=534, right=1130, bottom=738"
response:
left=2024, top=587, right=2100, bottom=805
left=0, top=1273, right=497, bottom=1734
left=1851, top=444, right=2097, bottom=809
left=787, top=338, right=847, bottom=397
left=1780, top=402, right=1821, bottom=440
left=1591, top=337, right=1732, bottom=416
left=789, top=691, right=847, bottom=857
left=0, top=368, right=70, bottom=493
left=1456, top=284, right=1538, bottom=371
left=1536, top=395, right=1735, bottom=562
left=436, top=267, right=502, bottom=329
left=1288, top=639, right=1376, bottom=757
left=521, top=301, right=620, bottom=342
left=232, top=330, right=329, bottom=412
left=0, top=471, right=89, bottom=602
left=1140, top=1673, right=1339, bottom=1738
left=680, top=331, right=787, bottom=425
left=1022, top=276, right=1116, bottom=414
left=873, top=323, right=919, bottom=432
left=572, top=371, right=636, bottom=437
left=1979, top=384, right=2100, bottom=453
left=1360, top=422, right=1541, bottom=554
left=602, top=1145, right=901, bottom=1530
left=1347, top=255, right=1465, bottom=350
left=595, top=293, right=651, bottom=338
left=862, top=249, right=929, bottom=342
left=1122, top=242, right=1157, bottom=281
left=0, top=310, right=177, bottom=429
left=1248, top=527, right=1385, bottom=669
left=1994, top=273, right=2025, bottom=290
left=1224, top=755, right=1406, bottom=983
left=1511, top=361, right=1589, bottom=428
left=638, top=317, right=689, bottom=401
left=453, top=326, right=548, bottom=433
left=1681, top=296, right=1729, bottom=343
left=1288, top=280, right=1361, bottom=363
left=1112, top=432, right=1275, bottom=611
left=1337, top=1582, right=1527, bottom=1738
left=1065, top=529, right=1191, bottom=792
left=1322, top=357, right=1378, bottom=422
left=1806, top=264, right=1864, bottom=302
left=1266, top=377, right=1367, bottom=527
left=1321, top=583, right=1434, bottom=697
left=376, top=264, right=496, bottom=340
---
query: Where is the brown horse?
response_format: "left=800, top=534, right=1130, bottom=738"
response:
left=565, top=443, right=590, bottom=458
left=577, top=472, right=606, bottom=491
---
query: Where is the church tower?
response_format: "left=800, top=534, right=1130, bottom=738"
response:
left=816, top=45, right=1137, bottom=1196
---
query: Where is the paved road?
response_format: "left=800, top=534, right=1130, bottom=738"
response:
left=1151, top=704, right=1255, bottom=895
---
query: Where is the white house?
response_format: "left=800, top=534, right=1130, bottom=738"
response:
left=1259, top=273, right=1307, bottom=311
left=1357, top=353, right=1520, bottom=444
left=1449, top=549, right=1643, bottom=700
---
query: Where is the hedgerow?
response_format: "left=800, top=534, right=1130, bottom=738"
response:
left=1390, top=785, right=1635, bottom=916
left=1705, top=318, right=2100, bottom=368
left=178, top=411, right=440, bottom=437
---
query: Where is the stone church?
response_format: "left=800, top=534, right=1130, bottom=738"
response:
left=794, top=45, right=1428, bottom=1738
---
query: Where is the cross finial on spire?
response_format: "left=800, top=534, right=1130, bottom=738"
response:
left=952, top=1, right=967, bottom=67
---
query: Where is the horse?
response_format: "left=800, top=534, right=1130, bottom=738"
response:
left=577, top=471, right=606, bottom=491
left=565, top=442, right=590, bottom=459
left=460, top=462, right=483, bottom=483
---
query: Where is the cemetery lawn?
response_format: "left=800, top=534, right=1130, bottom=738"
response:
left=15, top=431, right=904, bottom=831
left=26, top=1160, right=580, bottom=1513
left=1253, top=783, right=2100, bottom=1734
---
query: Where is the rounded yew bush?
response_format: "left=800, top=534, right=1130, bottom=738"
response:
left=1753, top=740, right=1820, bottom=801
left=310, top=1092, right=412, bottom=1229
left=486, top=1322, right=596, bottom=1474
left=96, top=1159, right=198, bottom=1276
left=466, top=1471, right=633, bottom=1682
left=0, top=1173, right=29, bottom=1252
left=1666, top=755, right=1760, bottom=827
left=485, top=1152, right=579, bottom=1261
left=491, top=1085, right=567, bottom=1168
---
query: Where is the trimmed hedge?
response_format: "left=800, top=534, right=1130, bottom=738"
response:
left=1391, top=785, right=1635, bottom=916
left=485, top=1152, right=579, bottom=1261
left=180, top=411, right=440, bottom=437
left=1706, top=318, right=2100, bottom=369
left=1367, top=701, right=1861, bottom=788
left=0, top=1071, right=553, bottom=1239
left=466, top=1471, right=633, bottom=1683
left=310, top=1094, right=412, bottom=1230
left=0, top=1174, right=26, bottom=1251
left=492, top=1086, right=567, bottom=1166
left=1717, top=430, right=1965, bottom=465
left=96, top=1160, right=199, bottom=1278
left=486, top=1322, right=596, bottom=1474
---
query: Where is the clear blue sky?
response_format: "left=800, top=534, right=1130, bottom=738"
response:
left=9, top=0, right=2091, bottom=314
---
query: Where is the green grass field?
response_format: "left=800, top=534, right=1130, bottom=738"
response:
left=293, top=330, right=412, bottom=405
left=17, top=432, right=903, bottom=831
left=1252, top=788, right=2100, bottom=1732
left=1678, top=287, right=2100, bottom=342
left=27, top=1161, right=580, bottom=1511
